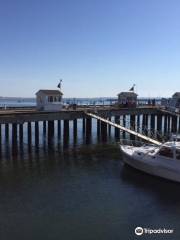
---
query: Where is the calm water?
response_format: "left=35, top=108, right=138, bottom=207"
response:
left=0, top=97, right=161, bottom=107
left=0, top=120, right=180, bottom=240
left=0, top=100, right=179, bottom=239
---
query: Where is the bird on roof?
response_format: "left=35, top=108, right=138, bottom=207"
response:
left=129, top=84, right=136, bottom=92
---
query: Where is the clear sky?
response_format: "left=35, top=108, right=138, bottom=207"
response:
left=0, top=0, right=180, bottom=98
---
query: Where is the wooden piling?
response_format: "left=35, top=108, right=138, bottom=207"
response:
left=48, top=121, right=54, bottom=138
left=35, top=121, right=39, bottom=146
left=63, top=120, right=69, bottom=148
left=101, top=121, right=107, bottom=141
left=150, top=114, right=155, bottom=134
left=167, top=115, right=171, bottom=133
left=137, top=114, right=140, bottom=132
left=43, top=121, right=46, bottom=135
left=97, top=119, right=101, bottom=139
left=115, top=116, right=120, bottom=139
left=82, top=118, right=86, bottom=135
left=164, top=115, right=168, bottom=133
left=73, top=119, right=77, bottom=142
left=108, top=117, right=111, bottom=136
left=19, top=123, right=23, bottom=144
left=157, top=115, right=162, bottom=132
left=28, top=122, right=32, bottom=147
left=142, top=114, right=148, bottom=134
left=12, top=123, right=18, bottom=155
left=123, top=115, right=126, bottom=138
left=130, top=115, right=136, bottom=140
left=58, top=120, right=61, bottom=138
left=12, top=123, right=17, bottom=142
left=86, top=118, right=92, bottom=144
left=130, top=115, right=135, bottom=130
left=86, top=118, right=92, bottom=136
left=63, top=120, right=69, bottom=138
left=5, top=123, right=9, bottom=141
left=172, top=115, right=177, bottom=133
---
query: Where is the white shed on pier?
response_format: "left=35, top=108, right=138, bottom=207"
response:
left=36, top=90, right=63, bottom=111
left=117, top=91, right=138, bottom=107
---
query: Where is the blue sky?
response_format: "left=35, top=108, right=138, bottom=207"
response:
left=0, top=0, right=180, bottom=98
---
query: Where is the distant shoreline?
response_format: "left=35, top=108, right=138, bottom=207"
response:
left=0, top=96, right=162, bottom=100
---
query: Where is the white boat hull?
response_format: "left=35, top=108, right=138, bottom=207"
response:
left=121, top=145, right=180, bottom=183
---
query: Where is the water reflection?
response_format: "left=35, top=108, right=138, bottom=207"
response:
left=121, top=164, right=180, bottom=205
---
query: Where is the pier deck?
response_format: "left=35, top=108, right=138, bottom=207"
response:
left=0, top=106, right=160, bottom=124
left=0, top=105, right=178, bottom=152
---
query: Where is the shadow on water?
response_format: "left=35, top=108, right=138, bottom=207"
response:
left=120, top=163, right=180, bottom=205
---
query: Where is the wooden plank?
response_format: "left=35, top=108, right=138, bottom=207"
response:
left=86, top=112, right=161, bottom=146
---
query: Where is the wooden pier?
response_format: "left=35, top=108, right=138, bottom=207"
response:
left=85, top=112, right=161, bottom=145
left=0, top=106, right=179, bottom=154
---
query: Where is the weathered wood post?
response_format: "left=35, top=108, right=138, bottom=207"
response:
left=63, top=120, right=69, bottom=148
left=164, top=115, right=168, bottom=133
left=12, top=123, right=17, bottom=142
left=145, top=114, right=149, bottom=130
left=5, top=123, right=9, bottom=141
left=157, top=114, right=162, bottom=140
left=43, top=121, right=46, bottom=135
left=19, top=123, right=24, bottom=155
left=97, top=119, right=101, bottom=140
left=12, top=123, right=18, bottom=155
left=115, top=116, right=120, bottom=139
left=172, top=115, right=177, bottom=133
left=150, top=114, right=155, bottom=135
left=57, top=120, right=61, bottom=138
left=130, top=115, right=135, bottom=140
left=82, top=118, right=86, bottom=135
left=157, top=115, right=162, bottom=132
left=137, top=114, right=140, bottom=132
left=167, top=115, right=171, bottom=133
left=142, top=114, right=147, bottom=134
left=101, top=121, right=107, bottom=142
left=86, top=117, right=92, bottom=143
left=130, top=115, right=135, bottom=130
left=73, top=119, right=77, bottom=143
left=19, top=123, right=23, bottom=144
left=28, top=122, right=32, bottom=148
left=48, top=121, right=54, bottom=138
left=108, top=117, right=111, bottom=136
left=35, top=121, right=39, bottom=148
left=123, top=115, right=126, bottom=138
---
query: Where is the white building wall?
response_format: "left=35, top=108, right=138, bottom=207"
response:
left=44, top=103, right=63, bottom=111
left=36, top=92, right=63, bottom=111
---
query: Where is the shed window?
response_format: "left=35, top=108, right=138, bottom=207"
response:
left=48, top=96, right=53, bottom=102
left=159, top=147, right=173, bottom=158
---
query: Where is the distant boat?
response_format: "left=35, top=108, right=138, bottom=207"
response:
left=120, top=139, right=180, bottom=183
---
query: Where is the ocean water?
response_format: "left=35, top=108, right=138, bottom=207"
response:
left=0, top=97, right=161, bottom=108
left=0, top=97, right=116, bottom=108
left=0, top=116, right=179, bottom=240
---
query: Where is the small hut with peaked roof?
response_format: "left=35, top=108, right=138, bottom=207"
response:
left=36, top=89, right=63, bottom=111
left=117, top=91, right=138, bottom=107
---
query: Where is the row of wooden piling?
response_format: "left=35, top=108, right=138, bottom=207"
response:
left=0, top=113, right=179, bottom=149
